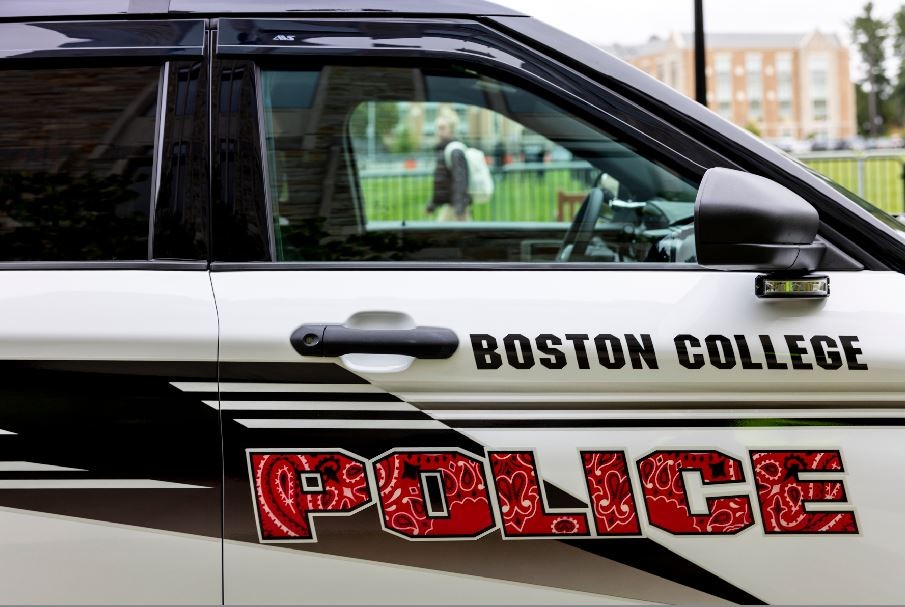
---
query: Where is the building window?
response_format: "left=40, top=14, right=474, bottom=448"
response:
left=813, top=99, right=828, bottom=122
left=809, top=55, right=829, bottom=122
left=715, top=54, right=733, bottom=119
left=776, top=53, right=793, bottom=120
left=746, top=53, right=763, bottom=122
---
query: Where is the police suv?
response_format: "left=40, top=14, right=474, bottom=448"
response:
left=1, top=0, right=904, bottom=604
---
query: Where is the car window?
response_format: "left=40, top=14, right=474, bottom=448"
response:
left=261, top=65, right=700, bottom=263
left=0, top=65, right=159, bottom=261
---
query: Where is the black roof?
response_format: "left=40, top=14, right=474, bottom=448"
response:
left=1, top=0, right=525, bottom=19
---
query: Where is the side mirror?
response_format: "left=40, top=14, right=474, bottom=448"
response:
left=695, top=168, right=825, bottom=272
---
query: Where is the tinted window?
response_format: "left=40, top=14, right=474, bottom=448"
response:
left=0, top=65, right=159, bottom=261
left=261, top=65, right=699, bottom=263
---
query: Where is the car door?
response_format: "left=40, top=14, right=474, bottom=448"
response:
left=0, top=20, right=222, bottom=603
left=211, top=18, right=905, bottom=605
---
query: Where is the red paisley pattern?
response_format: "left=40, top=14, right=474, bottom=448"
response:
left=373, top=451, right=495, bottom=538
left=581, top=451, right=641, bottom=535
left=637, top=450, right=754, bottom=534
left=750, top=450, right=858, bottom=534
left=250, top=451, right=371, bottom=541
left=488, top=451, right=590, bottom=537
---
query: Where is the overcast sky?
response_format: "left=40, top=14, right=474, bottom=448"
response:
left=494, top=0, right=905, bottom=46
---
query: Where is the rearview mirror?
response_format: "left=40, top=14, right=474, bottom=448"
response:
left=695, top=168, right=825, bottom=272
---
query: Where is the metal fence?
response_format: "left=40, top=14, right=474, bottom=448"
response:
left=357, top=151, right=905, bottom=221
left=796, top=150, right=905, bottom=215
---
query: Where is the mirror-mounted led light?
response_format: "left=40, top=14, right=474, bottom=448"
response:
left=755, top=275, right=829, bottom=299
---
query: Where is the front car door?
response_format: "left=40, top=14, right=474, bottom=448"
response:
left=210, top=16, right=905, bottom=605
left=0, top=19, right=221, bottom=603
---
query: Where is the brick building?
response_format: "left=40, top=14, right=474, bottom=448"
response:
left=606, top=32, right=856, bottom=141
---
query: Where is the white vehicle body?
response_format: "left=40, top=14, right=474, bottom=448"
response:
left=0, top=2, right=904, bottom=605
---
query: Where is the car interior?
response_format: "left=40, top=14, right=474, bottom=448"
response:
left=262, top=63, right=701, bottom=263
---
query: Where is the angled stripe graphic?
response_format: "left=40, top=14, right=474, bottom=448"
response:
left=210, top=363, right=758, bottom=602
left=426, top=408, right=905, bottom=420
left=401, top=391, right=905, bottom=405
left=230, top=410, right=432, bottom=421
left=0, top=461, right=85, bottom=472
left=218, top=361, right=368, bottom=384
left=171, top=382, right=384, bottom=393
left=217, top=400, right=419, bottom=411
left=563, top=538, right=763, bottom=605
left=198, top=392, right=400, bottom=402
left=0, top=479, right=209, bottom=489
left=445, top=417, right=905, bottom=428
left=234, top=419, right=448, bottom=430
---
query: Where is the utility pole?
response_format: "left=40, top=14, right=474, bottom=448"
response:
left=694, top=0, right=707, bottom=106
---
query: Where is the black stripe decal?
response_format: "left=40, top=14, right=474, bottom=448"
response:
left=212, top=392, right=400, bottom=402
left=0, top=360, right=216, bottom=380
left=219, top=362, right=368, bottom=383
left=225, top=411, right=431, bottom=420
left=0, top=361, right=373, bottom=385
left=534, top=476, right=764, bottom=604
left=563, top=537, right=764, bottom=605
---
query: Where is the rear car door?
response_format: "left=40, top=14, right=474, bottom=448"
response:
left=211, top=17, right=905, bottom=605
left=0, top=20, right=221, bottom=603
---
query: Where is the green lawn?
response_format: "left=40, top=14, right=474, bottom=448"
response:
left=800, top=155, right=905, bottom=215
left=361, top=157, right=905, bottom=223
left=361, top=169, right=593, bottom=222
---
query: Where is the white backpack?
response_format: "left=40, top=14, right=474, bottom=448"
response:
left=443, top=141, right=494, bottom=204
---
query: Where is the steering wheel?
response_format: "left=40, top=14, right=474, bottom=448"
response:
left=557, top=188, right=606, bottom=262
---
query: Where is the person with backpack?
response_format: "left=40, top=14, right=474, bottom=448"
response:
left=425, top=110, right=494, bottom=221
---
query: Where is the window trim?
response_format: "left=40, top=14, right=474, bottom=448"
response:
left=0, top=261, right=208, bottom=271
left=207, top=260, right=860, bottom=271
left=0, top=19, right=205, bottom=59
left=255, top=64, right=279, bottom=261
left=210, top=261, right=714, bottom=271
left=148, top=62, right=169, bottom=260
left=149, top=54, right=213, bottom=262
left=211, top=57, right=272, bottom=262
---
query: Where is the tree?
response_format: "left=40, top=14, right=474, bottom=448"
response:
left=851, top=2, right=890, bottom=136
left=888, top=4, right=905, bottom=128
left=855, top=84, right=874, bottom=135
left=390, top=125, right=418, bottom=154
left=348, top=102, right=400, bottom=143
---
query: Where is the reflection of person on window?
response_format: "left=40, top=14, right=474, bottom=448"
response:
left=426, top=112, right=470, bottom=221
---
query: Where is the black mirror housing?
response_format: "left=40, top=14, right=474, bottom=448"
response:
left=695, top=168, right=825, bottom=271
